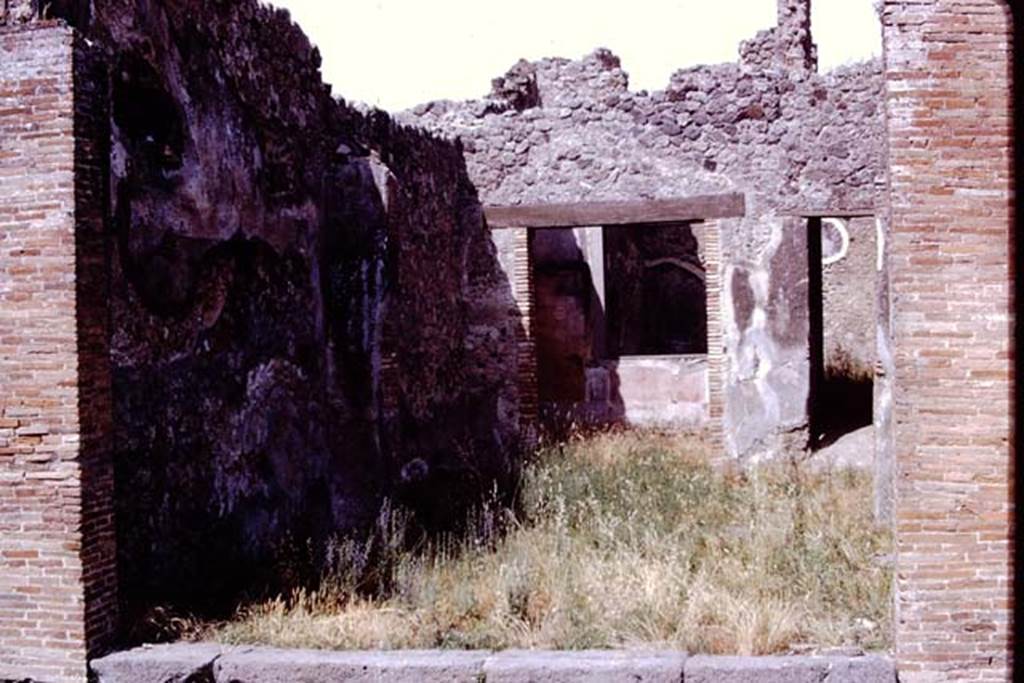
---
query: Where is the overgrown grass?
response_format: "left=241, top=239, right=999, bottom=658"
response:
left=208, top=430, right=892, bottom=654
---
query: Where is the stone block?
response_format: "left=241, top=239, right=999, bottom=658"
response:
left=483, top=649, right=687, bottom=682
left=214, top=648, right=490, bottom=683
left=822, top=655, right=896, bottom=682
left=91, top=643, right=234, bottom=683
left=683, top=654, right=895, bottom=683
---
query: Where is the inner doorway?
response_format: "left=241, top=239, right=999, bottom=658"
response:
left=808, top=215, right=878, bottom=452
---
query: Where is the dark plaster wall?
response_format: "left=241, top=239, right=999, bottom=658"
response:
left=11, top=0, right=521, bottom=614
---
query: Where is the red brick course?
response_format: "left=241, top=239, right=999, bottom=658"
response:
left=512, top=228, right=539, bottom=431
left=0, top=24, right=115, bottom=683
left=882, top=0, right=1015, bottom=679
left=703, top=220, right=726, bottom=449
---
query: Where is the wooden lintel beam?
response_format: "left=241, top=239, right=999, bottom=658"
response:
left=793, top=209, right=877, bottom=219
left=484, top=193, right=746, bottom=229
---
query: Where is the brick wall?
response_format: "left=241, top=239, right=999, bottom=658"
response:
left=882, top=0, right=1014, bottom=679
left=0, top=23, right=115, bottom=683
left=704, top=220, right=725, bottom=451
left=511, top=228, right=539, bottom=432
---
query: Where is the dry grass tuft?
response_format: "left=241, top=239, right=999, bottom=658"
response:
left=207, top=429, right=892, bottom=654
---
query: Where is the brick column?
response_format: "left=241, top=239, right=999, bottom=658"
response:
left=702, top=220, right=726, bottom=447
left=0, top=24, right=115, bottom=683
left=882, top=1, right=1014, bottom=679
left=511, top=227, right=538, bottom=432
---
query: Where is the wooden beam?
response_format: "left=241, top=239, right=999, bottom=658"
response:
left=484, top=193, right=746, bottom=229
left=792, top=208, right=877, bottom=218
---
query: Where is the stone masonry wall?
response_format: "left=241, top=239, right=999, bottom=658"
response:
left=882, top=0, right=1014, bottom=679
left=0, top=23, right=115, bottom=683
left=403, top=0, right=886, bottom=459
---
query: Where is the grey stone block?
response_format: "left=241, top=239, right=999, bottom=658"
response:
left=683, top=654, right=896, bottom=683
left=213, top=648, right=490, bottom=682
left=91, top=646, right=894, bottom=683
left=90, top=643, right=234, bottom=683
left=483, top=649, right=686, bottom=682
left=820, top=655, right=896, bottom=682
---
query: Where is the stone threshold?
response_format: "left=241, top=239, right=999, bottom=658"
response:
left=90, top=643, right=896, bottom=682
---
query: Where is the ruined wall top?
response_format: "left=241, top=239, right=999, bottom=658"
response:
left=740, top=0, right=817, bottom=74
left=402, top=0, right=879, bottom=218
left=405, top=51, right=882, bottom=216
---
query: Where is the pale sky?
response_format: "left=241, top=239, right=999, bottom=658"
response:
left=270, top=0, right=882, bottom=111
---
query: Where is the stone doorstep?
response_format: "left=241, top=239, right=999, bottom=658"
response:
left=683, top=654, right=896, bottom=683
left=90, top=644, right=897, bottom=683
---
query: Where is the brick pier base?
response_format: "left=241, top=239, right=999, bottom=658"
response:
left=883, top=0, right=1015, bottom=679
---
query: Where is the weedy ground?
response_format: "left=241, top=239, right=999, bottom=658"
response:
left=207, top=430, right=892, bottom=655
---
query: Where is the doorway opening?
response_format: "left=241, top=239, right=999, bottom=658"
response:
left=484, top=194, right=743, bottom=436
left=808, top=215, right=877, bottom=451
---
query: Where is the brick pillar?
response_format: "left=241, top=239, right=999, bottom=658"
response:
left=702, top=220, right=726, bottom=448
left=0, top=24, right=115, bottom=683
left=882, top=0, right=1014, bottom=679
left=511, top=228, right=538, bottom=433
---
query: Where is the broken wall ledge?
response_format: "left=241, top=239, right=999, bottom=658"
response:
left=90, top=643, right=897, bottom=682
